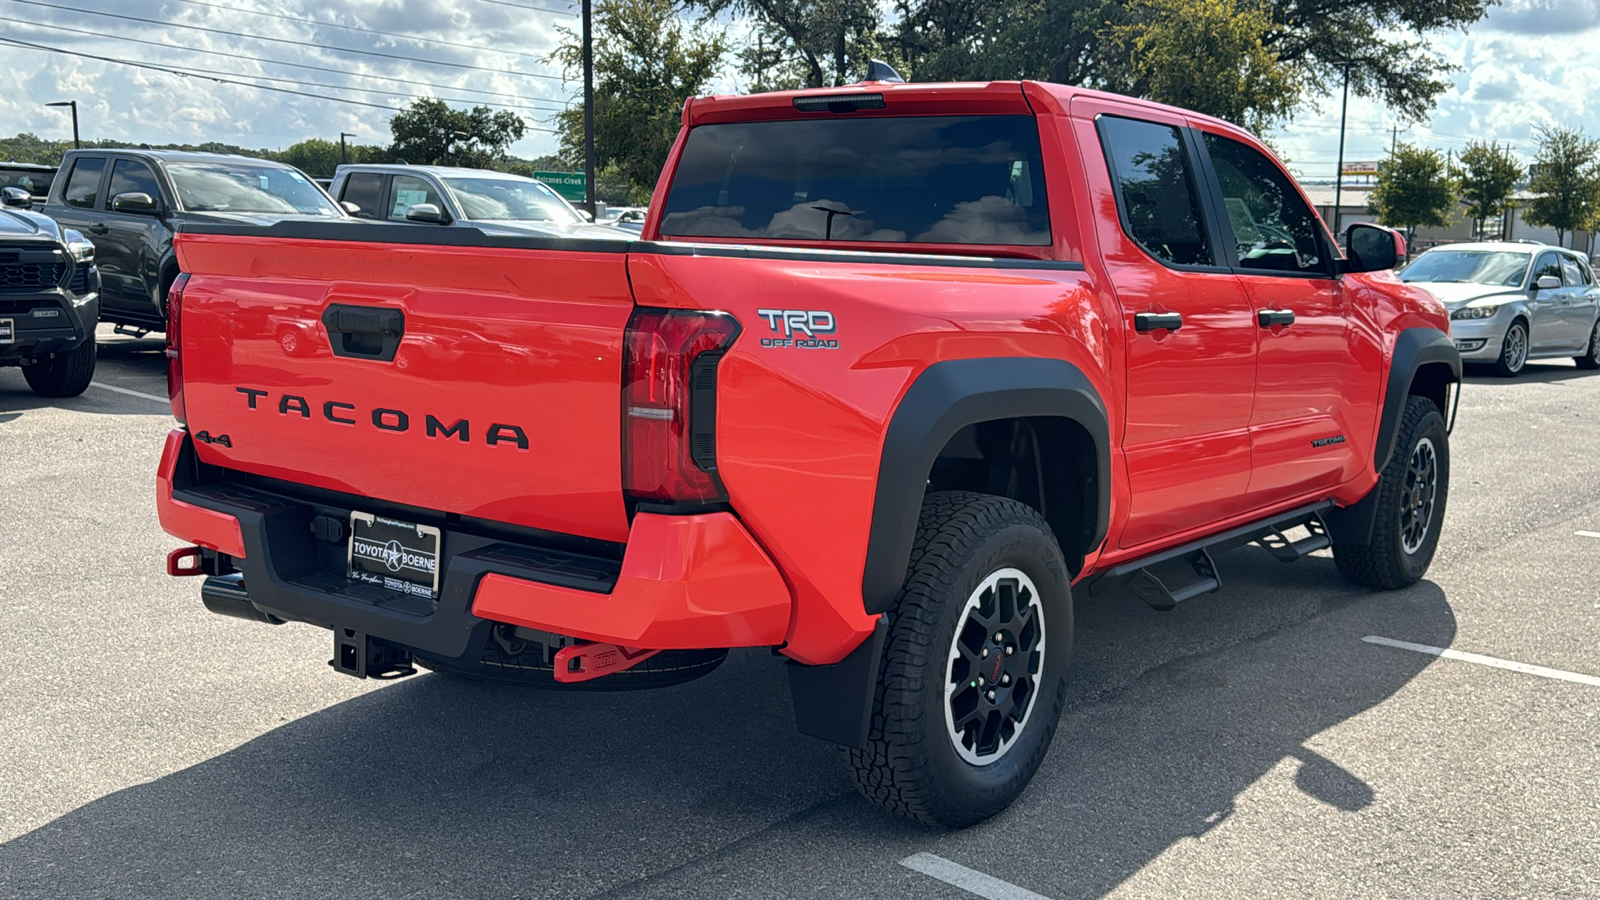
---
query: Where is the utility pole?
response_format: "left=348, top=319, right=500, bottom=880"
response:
left=1333, top=63, right=1351, bottom=237
left=582, top=0, right=597, bottom=217
left=339, top=132, right=357, bottom=165
left=46, top=100, right=79, bottom=149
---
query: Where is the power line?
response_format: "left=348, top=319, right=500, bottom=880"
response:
left=9, top=18, right=563, bottom=104
left=164, top=0, right=565, bottom=60
left=474, top=0, right=580, bottom=14
left=0, top=36, right=561, bottom=131
left=2, top=0, right=563, bottom=81
left=154, top=60, right=568, bottom=113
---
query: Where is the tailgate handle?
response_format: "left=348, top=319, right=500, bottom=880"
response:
left=321, top=304, right=405, bottom=362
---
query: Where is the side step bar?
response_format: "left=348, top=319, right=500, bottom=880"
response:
left=1093, top=501, right=1334, bottom=611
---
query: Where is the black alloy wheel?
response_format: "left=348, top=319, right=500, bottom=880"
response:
left=1334, top=395, right=1450, bottom=589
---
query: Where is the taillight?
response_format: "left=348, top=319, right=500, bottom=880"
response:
left=165, top=273, right=189, bottom=423
left=622, top=308, right=740, bottom=506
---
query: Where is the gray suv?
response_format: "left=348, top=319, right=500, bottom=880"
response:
left=42, top=150, right=345, bottom=333
left=1400, top=242, right=1600, bottom=376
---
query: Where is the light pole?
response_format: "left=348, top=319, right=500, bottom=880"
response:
left=46, top=100, right=79, bottom=149
left=339, top=131, right=357, bottom=165
left=1332, top=64, right=1351, bottom=238
left=582, top=0, right=596, bottom=216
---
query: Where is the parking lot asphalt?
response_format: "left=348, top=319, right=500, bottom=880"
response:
left=1, top=325, right=1596, bottom=899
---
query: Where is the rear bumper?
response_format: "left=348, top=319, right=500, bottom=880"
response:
left=155, top=429, right=792, bottom=657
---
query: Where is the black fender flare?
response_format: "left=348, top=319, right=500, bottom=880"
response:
left=1328, top=326, right=1460, bottom=546
left=1373, top=327, right=1460, bottom=473
left=859, top=357, right=1111, bottom=615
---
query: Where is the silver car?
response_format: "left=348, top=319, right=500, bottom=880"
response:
left=1401, top=242, right=1600, bottom=375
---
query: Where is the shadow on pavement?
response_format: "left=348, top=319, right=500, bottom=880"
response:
left=0, top=551, right=1455, bottom=899
left=1462, top=360, right=1594, bottom=386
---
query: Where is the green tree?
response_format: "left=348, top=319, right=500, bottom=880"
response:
left=1524, top=125, right=1600, bottom=248
left=688, top=0, right=878, bottom=88
left=389, top=98, right=528, bottom=168
left=272, top=138, right=390, bottom=178
left=553, top=0, right=727, bottom=202
left=877, top=0, right=1491, bottom=127
left=1453, top=141, right=1522, bottom=241
left=1369, top=143, right=1456, bottom=242
left=1115, top=0, right=1300, bottom=131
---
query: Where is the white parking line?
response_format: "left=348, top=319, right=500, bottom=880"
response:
left=900, top=853, right=1054, bottom=900
left=86, top=381, right=168, bottom=404
left=1363, top=636, right=1600, bottom=688
left=1576, top=531, right=1600, bottom=539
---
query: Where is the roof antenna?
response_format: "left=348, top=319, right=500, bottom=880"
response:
left=864, top=59, right=905, bottom=84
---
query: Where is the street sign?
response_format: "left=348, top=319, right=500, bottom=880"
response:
left=534, top=171, right=586, bottom=203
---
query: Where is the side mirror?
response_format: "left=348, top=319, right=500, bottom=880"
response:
left=1340, top=223, right=1402, bottom=273
left=340, top=201, right=361, bottom=215
left=404, top=203, right=450, bottom=225
left=1, top=187, right=30, bottom=209
left=111, top=191, right=160, bottom=215
left=578, top=209, right=594, bottom=223
left=1534, top=274, right=1561, bottom=291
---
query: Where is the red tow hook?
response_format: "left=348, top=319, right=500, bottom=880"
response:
left=552, top=642, right=662, bottom=684
left=166, top=546, right=205, bottom=576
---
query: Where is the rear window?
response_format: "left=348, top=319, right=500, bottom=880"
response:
left=659, top=115, right=1050, bottom=246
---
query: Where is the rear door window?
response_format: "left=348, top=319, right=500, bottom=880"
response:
left=659, top=115, right=1050, bottom=245
left=340, top=173, right=385, bottom=219
left=63, top=157, right=107, bottom=209
left=1096, top=116, right=1212, bottom=267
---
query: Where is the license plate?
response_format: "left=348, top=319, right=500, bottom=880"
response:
left=348, top=513, right=441, bottom=599
left=0, top=319, right=12, bottom=344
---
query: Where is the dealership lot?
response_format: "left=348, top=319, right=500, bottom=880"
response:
left=0, top=326, right=1596, bottom=899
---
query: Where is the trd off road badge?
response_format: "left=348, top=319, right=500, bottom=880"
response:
left=756, top=308, right=839, bottom=349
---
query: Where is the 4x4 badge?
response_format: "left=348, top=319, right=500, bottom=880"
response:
left=194, top=430, right=232, bottom=448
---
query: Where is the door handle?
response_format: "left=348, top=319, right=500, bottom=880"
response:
left=88, top=223, right=108, bottom=235
left=1258, top=309, right=1295, bottom=327
left=1134, top=312, right=1183, bottom=333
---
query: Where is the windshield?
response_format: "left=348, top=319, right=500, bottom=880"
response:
left=659, top=115, right=1051, bottom=245
left=1400, top=250, right=1531, bottom=287
left=442, top=176, right=581, bottom=224
left=167, top=162, right=341, bottom=216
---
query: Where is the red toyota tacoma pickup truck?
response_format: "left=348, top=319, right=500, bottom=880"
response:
left=157, top=79, right=1460, bottom=827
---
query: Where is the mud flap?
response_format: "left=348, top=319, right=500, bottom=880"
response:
left=787, top=617, right=888, bottom=750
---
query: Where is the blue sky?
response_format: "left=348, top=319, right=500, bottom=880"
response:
left=0, top=0, right=1593, bottom=177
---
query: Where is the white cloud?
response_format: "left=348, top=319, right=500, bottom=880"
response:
left=0, top=0, right=578, bottom=156
left=1270, top=3, right=1600, bottom=183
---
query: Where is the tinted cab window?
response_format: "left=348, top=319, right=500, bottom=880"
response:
left=1204, top=134, right=1326, bottom=274
left=63, top=157, right=107, bottom=209
left=340, top=173, right=385, bottom=219
left=108, top=159, right=163, bottom=206
left=660, top=115, right=1050, bottom=245
left=1097, top=116, right=1212, bottom=266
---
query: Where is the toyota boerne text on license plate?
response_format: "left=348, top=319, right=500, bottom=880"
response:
left=0, top=319, right=13, bottom=344
left=347, top=512, right=441, bottom=599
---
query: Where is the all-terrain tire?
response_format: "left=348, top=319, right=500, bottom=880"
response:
left=844, top=491, right=1073, bottom=828
left=22, top=332, right=96, bottom=398
left=1334, top=396, right=1449, bottom=589
left=413, top=629, right=726, bottom=691
left=1493, top=320, right=1528, bottom=377
left=1574, top=318, right=1600, bottom=370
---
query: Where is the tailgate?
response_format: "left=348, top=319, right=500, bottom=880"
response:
left=174, top=225, right=634, bottom=544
